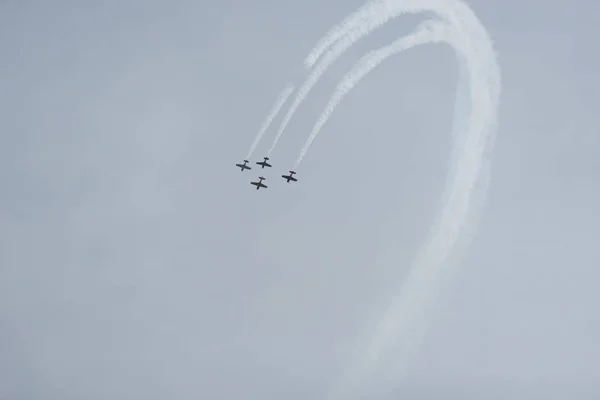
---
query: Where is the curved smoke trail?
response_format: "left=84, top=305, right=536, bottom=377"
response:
left=304, top=0, right=430, bottom=68
left=246, top=83, right=294, bottom=159
left=289, top=2, right=500, bottom=398
left=266, top=0, right=470, bottom=156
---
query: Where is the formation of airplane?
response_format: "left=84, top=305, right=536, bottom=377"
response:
left=250, top=176, right=267, bottom=190
left=236, top=157, right=297, bottom=190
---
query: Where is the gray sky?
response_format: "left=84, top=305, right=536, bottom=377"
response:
left=1, top=0, right=599, bottom=398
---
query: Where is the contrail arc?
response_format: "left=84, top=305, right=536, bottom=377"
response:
left=304, top=0, right=465, bottom=69
left=287, top=1, right=500, bottom=398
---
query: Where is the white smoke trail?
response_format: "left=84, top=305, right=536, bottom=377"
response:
left=294, top=19, right=452, bottom=168
left=304, top=0, right=461, bottom=69
left=295, top=1, right=500, bottom=398
left=245, top=83, right=294, bottom=159
left=304, top=0, right=424, bottom=68
left=266, top=0, right=468, bottom=156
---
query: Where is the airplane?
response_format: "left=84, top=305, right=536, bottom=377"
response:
left=250, top=176, right=267, bottom=190
left=281, top=170, right=297, bottom=183
left=235, top=160, right=252, bottom=171
left=256, top=157, right=272, bottom=169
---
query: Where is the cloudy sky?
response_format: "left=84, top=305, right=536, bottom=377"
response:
left=1, top=0, right=598, bottom=398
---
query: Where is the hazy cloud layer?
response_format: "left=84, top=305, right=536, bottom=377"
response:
left=1, top=0, right=598, bottom=398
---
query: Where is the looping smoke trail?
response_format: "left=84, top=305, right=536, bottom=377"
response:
left=246, top=83, right=294, bottom=159
left=291, top=1, right=501, bottom=398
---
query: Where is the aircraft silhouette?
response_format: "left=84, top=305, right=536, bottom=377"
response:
left=256, top=157, right=272, bottom=169
left=281, top=170, right=297, bottom=183
left=250, top=176, right=267, bottom=190
left=235, top=160, right=251, bottom=171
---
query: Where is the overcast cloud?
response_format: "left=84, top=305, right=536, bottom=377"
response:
left=1, top=0, right=599, bottom=398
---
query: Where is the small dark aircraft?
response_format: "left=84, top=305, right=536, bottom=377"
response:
left=256, top=157, right=272, bottom=169
left=250, top=176, right=267, bottom=190
left=281, top=170, right=297, bottom=183
left=235, top=160, right=251, bottom=171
